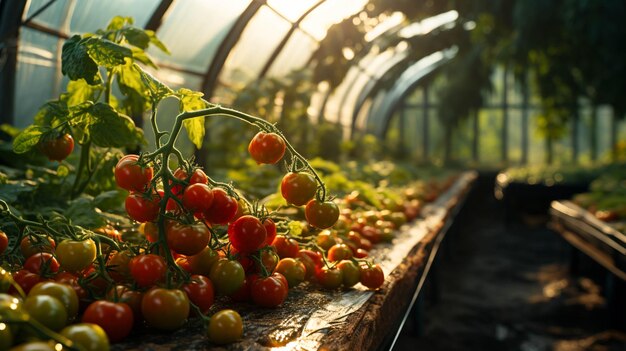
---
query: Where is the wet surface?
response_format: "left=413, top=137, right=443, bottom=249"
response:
left=395, top=176, right=626, bottom=351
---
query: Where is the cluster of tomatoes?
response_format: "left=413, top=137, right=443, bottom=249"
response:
left=0, top=131, right=392, bottom=349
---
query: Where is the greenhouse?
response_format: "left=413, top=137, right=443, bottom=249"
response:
left=0, top=1, right=625, bottom=350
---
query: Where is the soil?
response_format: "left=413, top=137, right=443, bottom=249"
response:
left=394, top=175, right=626, bottom=351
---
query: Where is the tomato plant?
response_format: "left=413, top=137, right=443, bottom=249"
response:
left=281, top=172, right=318, bottom=206
left=305, top=200, right=339, bottom=229
left=56, top=239, right=96, bottom=273
left=129, top=254, right=167, bottom=287
left=359, top=264, right=385, bottom=290
left=228, top=215, right=266, bottom=254
left=209, top=259, right=245, bottom=295
left=20, top=236, right=55, bottom=258
left=272, top=235, right=299, bottom=259
left=207, top=309, right=243, bottom=344
left=29, top=281, right=79, bottom=319
left=39, top=133, right=74, bottom=161
left=142, top=288, right=189, bottom=331
left=60, top=323, right=110, bottom=351
left=166, top=222, right=210, bottom=256
left=274, top=258, right=306, bottom=288
left=248, top=131, right=286, bottom=164
left=82, top=300, right=134, bottom=342
left=125, top=192, right=160, bottom=223
left=24, top=252, right=60, bottom=275
left=183, top=275, right=214, bottom=315
left=251, top=272, right=288, bottom=308
left=114, top=155, right=153, bottom=192
left=203, top=188, right=238, bottom=225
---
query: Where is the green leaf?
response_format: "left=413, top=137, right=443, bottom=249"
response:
left=33, top=100, right=69, bottom=126
left=93, top=190, right=125, bottom=211
left=122, top=27, right=150, bottom=49
left=137, top=64, right=174, bottom=102
left=106, top=16, right=133, bottom=31
left=130, top=47, right=157, bottom=69
left=61, top=35, right=101, bottom=84
left=84, top=37, right=133, bottom=69
left=13, top=125, right=49, bottom=154
left=63, top=79, right=103, bottom=107
left=146, top=30, right=170, bottom=54
left=178, top=88, right=208, bottom=149
left=65, top=197, right=105, bottom=229
left=0, top=124, right=21, bottom=138
left=86, top=103, right=144, bottom=148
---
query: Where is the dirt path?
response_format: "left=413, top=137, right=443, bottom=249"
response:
left=394, top=176, right=626, bottom=351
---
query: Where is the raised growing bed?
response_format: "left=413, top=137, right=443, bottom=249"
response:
left=113, top=172, right=477, bottom=351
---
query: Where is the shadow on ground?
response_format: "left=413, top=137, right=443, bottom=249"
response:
left=394, top=175, right=626, bottom=351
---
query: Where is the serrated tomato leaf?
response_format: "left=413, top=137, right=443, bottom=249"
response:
left=84, top=37, right=133, bottom=69
left=86, top=103, right=145, bottom=148
left=138, top=64, right=174, bottom=102
left=177, top=88, right=208, bottom=149
left=62, top=35, right=101, bottom=84
left=122, top=27, right=150, bottom=49
left=13, top=125, right=50, bottom=154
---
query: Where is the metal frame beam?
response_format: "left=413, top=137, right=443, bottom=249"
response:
left=200, top=0, right=266, bottom=98
left=144, top=0, right=174, bottom=31
left=0, top=0, right=28, bottom=126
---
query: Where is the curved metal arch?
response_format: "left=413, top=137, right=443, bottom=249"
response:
left=200, top=0, right=266, bottom=98
left=376, top=48, right=457, bottom=137
left=257, top=0, right=326, bottom=79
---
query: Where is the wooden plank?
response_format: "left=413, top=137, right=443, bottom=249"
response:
left=113, top=172, right=477, bottom=350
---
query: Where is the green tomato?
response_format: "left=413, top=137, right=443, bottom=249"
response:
left=209, top=259, right=245, bottom=296
left=0, top=269, right=11, bottom=293
left=60, top=323, right=110, bottom=351
left=8, top=341, right=56, bottom=351
left=28, top=282, right=79, bottom=319
left=22, top=295, right=67, bottom=331
left=56, top=239, right=97, bottom=273
left=337, top=260, right=360, bottom=288
left=0, top=322, right=14, bottom=350
left=207, top=309, right=243, bottom=345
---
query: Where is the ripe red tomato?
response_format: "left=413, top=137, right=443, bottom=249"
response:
left=360, top=264, right=384, bottom=290
left=262, top=218, right=277, bottom=246
left=280, top=172, right=317, bottom=206
left=24, top=252, right=59, bottom=274
left=251, top=272, right=288, bottom=308
left=114, top=154, right=153, bottom=192
left=0, top=230, right=8, bottom=254
left=355, top=248, right=369, bottom=258
left=248, top=131, right=286, bottom=164
left=171, top=168, right=208, bottom=195
left=254, top=249, right=279, bottom=274
left=20, top=235, right=55, bottom=258
left=316, top=267, right=343, bottom=290
left=142, top=288, right=189, bottom=331
left=361, top=226, right=381, bottom=244
left=54, top=272, right=88, bottom=300
left=274, top=258, right=306, bottom=288
left=272, top=235, right=299, bottom=259
left=209, top=259, right=245, bottom=295
left=203, top=188, right=238, bottom=225
left=207, top=309, right=243, bottom=344
left=315, top=231, right=337, bottom=250
left=125, top=192, right=160, bottom=223
left=11, top=269, right=42, bottom=294
left=297, top=250, right=323, bottom=279
left=305, top=200, right=339, bottom=229
left=183, top=275, right=214, bottom=315
left=327, top=243, right=353, bottom=262
left=167, top=222, right=211, bottom=256
left=39, top=133, right=74, bottom=161
left=56, top=239, right=96, bottom=273
left=228, top=215, right=267, bottom=254
left=106, top=250, right=133, bottom=282
left=129, top=254, right=166, bottom=287
left=141, top=222, right=159, bottom=243
left=183, top=183, right=214, bottom=213
left=106, top=285, right=143, bottom=323
left=82, top=300, right=133, bottom=342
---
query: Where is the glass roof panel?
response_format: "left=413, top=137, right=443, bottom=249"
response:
left=148, top=0, right=250, bottom=73
left=219, top=6, right=292, bottom=86
left=23, top=0, right=70, bottom=29
left=267, top=0, right=321, bottom=22
left=267, top=29, right=318, bottom=77
left=300, top=0, right=368, bottom=40
left=69, top=0, right=161, bottom=33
